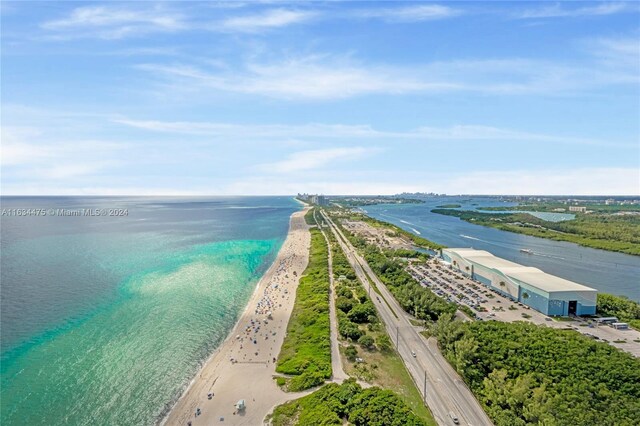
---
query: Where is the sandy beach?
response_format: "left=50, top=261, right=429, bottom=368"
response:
left=163, top=207, right=312, bottom=426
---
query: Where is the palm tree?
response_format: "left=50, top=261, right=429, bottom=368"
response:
left=499, top=281, right=506, bottom=288
left=522, top=292, right=530, bottom=300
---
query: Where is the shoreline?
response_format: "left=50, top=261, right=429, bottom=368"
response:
left=162, top=206, right=312, bottom=426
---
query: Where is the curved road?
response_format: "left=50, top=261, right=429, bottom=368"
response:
left=321, top=210, right=492, bottom=426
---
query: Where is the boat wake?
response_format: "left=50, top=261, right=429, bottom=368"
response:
left=411, top=228, right=421, bottom=235
left=400, top=219, right=415, bottom=226
left=460, top=234, right=480, bottom=241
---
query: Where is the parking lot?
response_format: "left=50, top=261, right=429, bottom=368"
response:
left=407, top=258, right=640, bottom=357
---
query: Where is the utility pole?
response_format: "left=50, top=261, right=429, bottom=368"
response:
left=423, top=371, right=427, bottom=403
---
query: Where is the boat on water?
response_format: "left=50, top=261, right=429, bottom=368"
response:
left=520, top=249, right=533, bottom=254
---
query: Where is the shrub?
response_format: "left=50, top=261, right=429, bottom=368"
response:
left=336, top=296, right=354, bottom=314
left=358, top=335, right=375, bottom=350
left=345, top=345, right=358, bottom=362
left=339, top=320, right=363, bottom=341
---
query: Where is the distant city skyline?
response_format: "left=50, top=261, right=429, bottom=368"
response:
left=2, top=1, right=639, bottom=195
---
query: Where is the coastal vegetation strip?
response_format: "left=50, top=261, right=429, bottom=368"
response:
left=276, top=210, right=332, bottom=391
left=435, top=204, right=462, bottom=208
left=325, top=225, right=435, bottom=423
left=478, top=202, right=640, bottom=214
left=431, top=208, right=640, bottom=256
left=431, top=316, right=640, bottom=426
left=268, top=379, right=428, bottom=426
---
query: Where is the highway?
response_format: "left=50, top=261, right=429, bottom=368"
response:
left=321, top=210, right=493, bottom=426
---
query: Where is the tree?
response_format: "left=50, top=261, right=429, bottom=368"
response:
left=336, top=296, right=354, bottom=314
left=339, top=321, right=363, bottom=341
left=345, top=345, right=358, bottom=362
left=377, top=334, right=392, bottom=352
left=358, top=335, right=375, bottom=350
left=348, top=302, right=376, bottom=323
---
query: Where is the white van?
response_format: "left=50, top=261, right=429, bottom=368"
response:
left=449, top=411, right=459, bottom=424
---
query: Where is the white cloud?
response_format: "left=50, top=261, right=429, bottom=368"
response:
left=136, top=50, right=638, bottom=100
left=518, top=2, right=634, bottom=19
left=217, top=9, right=317, bottom=32
left=355, top=4, right=461, bottom=22
left=587, top=36, right=640, bottom=71
left=41, top=5, right=186, bottom=39
left=1, top=126, right=126, bottom=181
left=135, top=57, right=457, bottom=100
left=114, top=118, right=632, bottom=148
left=261, top=147, right=372, bottom=173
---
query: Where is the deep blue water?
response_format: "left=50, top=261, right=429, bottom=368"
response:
left=363, top=197, right=640, bottom=301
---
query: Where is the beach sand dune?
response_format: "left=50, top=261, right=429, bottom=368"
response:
left=163, top=208, right=312, bottom=426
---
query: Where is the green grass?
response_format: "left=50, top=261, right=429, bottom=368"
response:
left=276, top=226, right=332, bottom=391
left=268, top=380, right=429, bottom=426
left=551, top=316, right=575, bottom=322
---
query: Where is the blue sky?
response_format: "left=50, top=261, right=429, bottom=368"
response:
left=1, top=1, right=639, bottom=195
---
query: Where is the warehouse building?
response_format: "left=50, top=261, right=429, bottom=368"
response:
left=441, top=248, right=597, bottom=316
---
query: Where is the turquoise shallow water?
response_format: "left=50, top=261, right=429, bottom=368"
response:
left=1, top=197, right=298, bottom=425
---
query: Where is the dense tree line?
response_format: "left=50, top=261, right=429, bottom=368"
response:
left=362, top=246, right=456, bottom=321
left=269, top=379, right=427, bottom=426
left=431, top=317, right=640, bottom=425
left=276, top=225, right=332, bottom=391
left=597, top=293, right=640, bottom=329
left=325, top=224, right=380, bottom=349
left=432, top=208, right=640, bottom=255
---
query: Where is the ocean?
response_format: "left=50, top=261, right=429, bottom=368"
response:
left=0, top=196, right=299, bottom=425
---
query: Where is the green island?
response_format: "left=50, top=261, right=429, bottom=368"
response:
left=435, top=204, right=461, bottom=208
left=268, top=379, right=427, bottom=426
left=597, top=293, right=640, bottom=330
left=431, top=316, right=640, bottom=426
left=431, top=208, right=640, bottom=255
left=479, top=202, right=640, bottom=214
left=276, top=209, right=332, bottom=391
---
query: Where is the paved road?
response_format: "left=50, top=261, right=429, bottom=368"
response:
left=315, top=210, right=349, bottom=382
left=321, top=210, right=493, bottom=426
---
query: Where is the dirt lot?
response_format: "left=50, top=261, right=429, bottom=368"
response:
left=342, top=220, right=414, bottom=251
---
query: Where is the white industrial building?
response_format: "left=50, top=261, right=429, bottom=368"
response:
left=441, top=248, right=597, bottom=316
